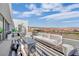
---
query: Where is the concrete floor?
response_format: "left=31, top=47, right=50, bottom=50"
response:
left=0, top=40, right=11, bottom=56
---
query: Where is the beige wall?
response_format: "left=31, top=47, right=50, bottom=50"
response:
left=0, top=3, right=14, bottom=26
left=0, top=3, right=14, bottom=32
left=0, top=3, right=14, bottom=40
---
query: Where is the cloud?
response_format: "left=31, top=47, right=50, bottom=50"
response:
left=12, top=10, right=42, bottom=19
left=32, top=9, right=42, bottom=16
left=41, top=3, right=79, bottom=12
left=63, top=21, right=79, bottom=23
left=21, top=11, right=33, bottom=17
left=25, top=3, right=63, bottom=15
left=41, top=11, right=79, bottom=20
left=28, top=4, right=42, bottom=16
left=21, top=9, right=42, bottom=16
left=40, top=3, right=79, bottom=21
left=13, top=3, right=79, bottom=19
left=41, top=3, right=69, bottom=12
left=12, top=10, right=20, bottom=14
left=62, top=19, right=79, bottom=23
left=41, top=3, right=54, bottom=10
left=28, top=4, right=37, bottom=10
left=25, top=3, right=64, bottom=15
left=12, top=10, right=31, bottom=19
left=13, top=4, right=42, bottom=17
left=66, top=4, right=79, bottom=11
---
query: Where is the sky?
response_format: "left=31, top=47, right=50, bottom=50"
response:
left=12, top=3, right=79, bottom=28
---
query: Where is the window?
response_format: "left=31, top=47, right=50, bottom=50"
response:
left=0, top=14, right=3, bottom=40
left=0, top=14, right=3, bottom=33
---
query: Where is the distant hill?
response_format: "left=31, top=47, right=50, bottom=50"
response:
left=29, top=26, right=79, bottom=32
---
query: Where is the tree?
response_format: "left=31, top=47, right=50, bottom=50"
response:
left=12, top=28, right=18, bottom=32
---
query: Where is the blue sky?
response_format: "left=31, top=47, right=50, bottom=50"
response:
left=12, top=3, right=79, bottom=28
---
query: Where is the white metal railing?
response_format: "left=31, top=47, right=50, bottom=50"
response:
left=34, top=32, right=62, bottom=46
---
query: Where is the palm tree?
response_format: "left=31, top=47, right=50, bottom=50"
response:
left=12, top=28, right=18, bottom=32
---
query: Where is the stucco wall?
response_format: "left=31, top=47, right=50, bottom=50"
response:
left=0, top=3, right=13, bottom=25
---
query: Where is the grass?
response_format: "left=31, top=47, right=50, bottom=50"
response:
left=62, top=32, right=79, bottom=40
